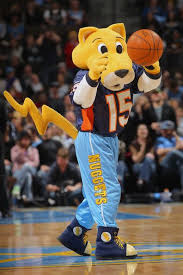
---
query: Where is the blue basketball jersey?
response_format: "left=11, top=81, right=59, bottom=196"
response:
left=70, top=64, right=144, bottom=136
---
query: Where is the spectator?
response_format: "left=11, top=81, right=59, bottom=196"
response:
left=176, top=107, right=183, bottom=137
left=64, top=94, right=74, bottom=112
left=48, top=81, right=65, bottom=114
left=35, top=0, right=44, bottom=5
left=65, top=110, right=76, bottom=126
left=37, top=124, right=62, bottom=176
left=57, top=73, right=69, bottom=99
left=29, top=73, right=44, bottom=95
left=57, top=62, right=68, bottom=78
left=167, top=80, right=183, bottom=102
left=161, top=70, right=171, bottom=92
left=7, top=15, right=24, bottom=40
left=43, top=0, right=67, bottom=26
left=35, top=91, right=48, bottom=108
left=51, top=124, right=75, bottom=159
left=36, top=29, right=61, bottom=85
left=10, top=111, right=24, bottom=140
left=0, top=96, right=11, bottom=217
left=121, top=95, right=151, bottom=145
left=23, top=34, right=42, bottom=68
left=55, top=110, right=76, bottom=149
left=166, top=1, right=177, bottom=14
left=9, top=39, right=23, bottom=60
left=4, top=123, right=15, bottom=178
left=50, top=124, right=64, bottom=143
left=133, top=95, right=151, bottom=119
left=165, top=10, right=179, bottom=33
left=10, top=56, right=24, bottom=79
left=156, top=120, right=183, bottom=193
left=26, top=125, right=42, bottom=148
left=0, top=68, right=6, bottom=92
left=8, top=3, right=22, bottom=20
left=45, top=147, right=82, bottom=206
left=5, top=66, right=23, bottom=97
left=166, top=29, right=183, bottom=72
left=64, top=30, right=78, bottom=77
left=68, top=0, right=86, bottom=27
left=36, top=125, right=63, bottom=197
left=168, top=98, right=180, bottom=112
left=142, top=8, right=161, bottom=32
left=128, top=124, right=156, bottom=192
left=37, top=124, right=62, bottom=167
left=0, top=41, right=9, bottom=66
left=143, top=90, right=177, bottom=134
left=142, top=0, right=166, bottom=26
left=174, top=72, right=183, bottom=92
left=0, top=13, right=7, bottom=39
left=21, top=64, right=33, bottom=92
left=25, top=0, right=42, bottom=26
left=178, top=5, right=183, bottom=32
left=11, top=130, right=40, bottom=203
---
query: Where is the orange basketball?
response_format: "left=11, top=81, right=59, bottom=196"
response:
left=127, top=29, right=164, bottom=66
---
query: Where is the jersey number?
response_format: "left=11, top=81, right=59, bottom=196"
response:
left=105, top=90, right=132, bottom=132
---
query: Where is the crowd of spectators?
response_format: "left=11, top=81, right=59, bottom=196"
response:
left=141, top=0, right=183, bottom=72
left=1, top=0, right=183, bottom=217
left=0, top=0, right=88, bottom=216
left=117, top=0, right=183, bottom=202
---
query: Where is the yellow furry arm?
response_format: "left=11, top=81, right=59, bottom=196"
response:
left=143, top=61, right=161, bottom=75
left=87, top=54, right=108, bottom=81
left=4, top=91, right=78, bottom=140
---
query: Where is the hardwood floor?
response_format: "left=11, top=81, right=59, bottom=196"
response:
left=0, top=203, right=183, bottom=275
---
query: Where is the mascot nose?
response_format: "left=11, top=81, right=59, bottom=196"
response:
left=115, top=69, right=129, bottom=78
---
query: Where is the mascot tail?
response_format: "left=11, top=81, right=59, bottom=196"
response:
left=4, top=91, right=78, bottom=140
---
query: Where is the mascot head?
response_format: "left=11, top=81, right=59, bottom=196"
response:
left=72, top=23, right=135, bottom=91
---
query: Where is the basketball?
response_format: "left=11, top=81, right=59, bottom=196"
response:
left=127, top=29, right=164, bottom=66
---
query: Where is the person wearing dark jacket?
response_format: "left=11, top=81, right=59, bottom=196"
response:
left=0, top=96, right=11, bottom=217
left=36, top=124, right=62, bottom=196
left=37, top=125, right=62, bottom=167
left=143, top=90, right=177, bottom=131
left=45, top=147, right=82, bottom=206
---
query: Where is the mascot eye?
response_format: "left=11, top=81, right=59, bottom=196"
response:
left=98, top=43, right=108, bottom=54
left=116, top=42, right=123, bottom=54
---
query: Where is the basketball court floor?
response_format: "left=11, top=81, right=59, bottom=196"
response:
left=0, top=203, right=183, bottom=275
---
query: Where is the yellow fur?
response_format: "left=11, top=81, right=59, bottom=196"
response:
left=4, top=91, right=78, bottom=139
left=143, top=61, right=160, bottom=74
left=72, top=23, right=133, bottom=83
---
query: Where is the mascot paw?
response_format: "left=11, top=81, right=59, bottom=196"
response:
left=87, top=53, right=108, bottom=81
left=143, top=61, right=160, bottom=75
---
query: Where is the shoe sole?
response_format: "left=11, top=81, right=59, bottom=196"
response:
left=96, top=254, right=137, bottom=260
left=57, top=237, right=90, bottom=256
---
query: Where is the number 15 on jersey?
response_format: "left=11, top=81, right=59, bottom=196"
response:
left=105, top=89, right=132, bottom=132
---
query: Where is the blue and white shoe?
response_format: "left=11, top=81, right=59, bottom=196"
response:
left=95, top=226, right=137, bottom=260
left=57, top=218, right=92, bottom=256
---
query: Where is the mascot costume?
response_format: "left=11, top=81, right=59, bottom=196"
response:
left=4, top=23, right=161, bottom=259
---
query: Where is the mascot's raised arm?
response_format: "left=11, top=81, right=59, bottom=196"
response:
left=4, top=23, right=161, bottom=260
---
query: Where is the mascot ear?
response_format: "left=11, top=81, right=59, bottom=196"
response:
left=108, top=23, right=126, bottom=41
left=78, top=27, right=98, bottom=44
